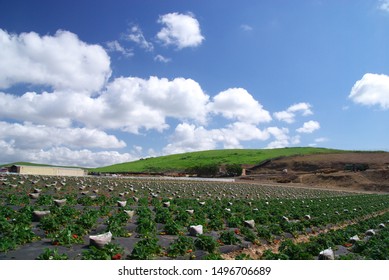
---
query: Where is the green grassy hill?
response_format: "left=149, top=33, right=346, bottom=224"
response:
left=91, top=147, right=348, bottom=173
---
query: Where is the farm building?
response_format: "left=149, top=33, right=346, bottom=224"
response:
left=9, top=165, right=85, bottom=177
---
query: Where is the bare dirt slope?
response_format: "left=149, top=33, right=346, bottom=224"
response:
left=244, top=152, right=389, bottom=193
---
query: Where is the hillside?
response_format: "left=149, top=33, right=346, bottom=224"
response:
left=91, top=147, right=347, bottom=173
left=245, top=152, right=389, bottom=192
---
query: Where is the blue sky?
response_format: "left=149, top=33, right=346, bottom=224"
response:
left=1, top=0, right=389, bottom=167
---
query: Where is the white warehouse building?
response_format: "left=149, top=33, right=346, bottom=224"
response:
left=9, top=165, right=86, bottom=177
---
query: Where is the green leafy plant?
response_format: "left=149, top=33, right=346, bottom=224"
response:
left=155, top=207, right=171, bottom=223
left=235, top=253, right=253, bottom=260
left=219, top=230, right=241, bottom=245
left=106, top=212, right=129, bottom=237
left=202, top=253, right=224, bottom=260
left=48, top=225, right=84, bottom=246
left=163, top=219, right=182, bottom=235
left=82, top=243, right=124, bottom=260
left=36, top=248, right=69, bottom=260
left=194, top=235, right=219, bottom=253
left=128, top=236, right=162, bottom=260
left=167, top=236, right=195, bottom=257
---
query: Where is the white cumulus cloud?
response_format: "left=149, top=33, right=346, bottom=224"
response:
left=274, top=102, right=313, bottom=123
left=296, top=120, right=320, bottom=133
left=0, top=121, right=126, bottom=150
left=265, top=127, right=291, bottom=148
left=0, top=142, right=135, bottom=168
left=0, top=29, right=111, bottom=92
left=0, top=76, right=210, bottom=133
left=0, top=27, right=324, bottom=167
left=98, top=76, right=210, bottom=132
left=163, top=121, right=270, bottom=155
left=157, top=12, right=204, bottom=49
left=349, top=73, right=389, bottom=109
left=209, top=88, right=272, bottom=124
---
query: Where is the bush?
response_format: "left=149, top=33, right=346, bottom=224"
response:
left=225, top=164, right=243, bottom=177
left=187, top=164, right=219, bottom=177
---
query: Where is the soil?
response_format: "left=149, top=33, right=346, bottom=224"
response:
left=241, top=152, right=389, bottom=193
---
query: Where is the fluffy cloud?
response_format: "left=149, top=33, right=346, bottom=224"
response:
left=163, top=123, right=218, bottom=154
left=0, top=76, right=210, bottom=133
left=0, top=120, right=137, bottom=167
left=163, top=122, right=302, bottom=153
left=349, top=73, right=389, bottom=109
left=98, top=76, right=210, bottom=132
left=163, top=122, right=270, bottom=155
left=0, top=141, right=135, bottom=167
left=209, top=88, right=272, bottom=124
left=296, top=120, right=320, bottom=133
left=0, top=121, right=126, bottom=149
left=0, top=29, right=111, bottom=92
left=265, top=127, right=290, bottom=148
left=274, top=102, right=313, bottom=123
left=157, top=12, right=204, bottom=49
left=0, top=90, right=105, bottom=128
left=0, top=27, right=323, bottom=167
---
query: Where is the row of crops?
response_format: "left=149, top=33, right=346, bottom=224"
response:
left=0, top=174, right=388, bottom=260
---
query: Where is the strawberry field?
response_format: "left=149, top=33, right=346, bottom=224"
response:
left=0, top=173, right=388, bottom=260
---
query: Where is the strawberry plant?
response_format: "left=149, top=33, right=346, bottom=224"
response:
left=208, top=217, right=225, bottom=231
left=36, top=248, right=69, bottom=260
left=194, top=235, right=219, bottom=253
left=235, top=253, right=253, bottom=260
left=219, top=230, right=241, bottom=245
left=82, top=243, right=124, bottom=260
left=239, top=226, right=258, bottom=244
left=163, top=219, right=182, bottom=235
left=36, top=194, right=54, bottom=206
left=202, top=253, right=224, bottom=260
left=39, top=215, right=62, bottom=233
left=155, top=207, right=171, bottom=223
left=106, top=212, right=129, bottom=237
left=0, top=214, right=35, bottom=252
left=167, top=236, right=195, bottom=257
left=76, top=209, right=99, bottom=232
left=128, top=236, right=162, bottom=260
left=174, top=210, right=192, bottom=227
left=48, top=225, right=84, bottom=246
left=226, top=214, right=242, bottom=228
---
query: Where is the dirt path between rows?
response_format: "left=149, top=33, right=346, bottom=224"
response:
left=221, top=209, right=389, bottom=260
